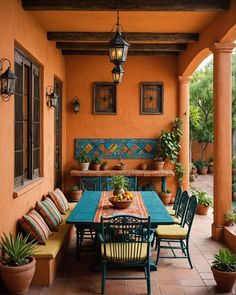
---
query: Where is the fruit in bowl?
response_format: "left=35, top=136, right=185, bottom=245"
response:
left=109, top=192, right=134, bottom=209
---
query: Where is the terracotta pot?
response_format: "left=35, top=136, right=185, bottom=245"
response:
left=160, top=193, right=172, bottom=206
left=211, top=266, right=236, bottom=292
left=140, top=163, right=148, bottom=170
left=0, top=257, right=36, bottom=295
left=91, top=164, right=101, bottom=171
left=78, top=162, right=90, bottom=171
left=153, top=161, right=165, bottom=171
left=197, top=167, right=208, bottom=175
left=196, top=204, right=209, bottom=215
left=101, top=165, right=109, bottom=171
left=70, top=190, right=83, bottom=202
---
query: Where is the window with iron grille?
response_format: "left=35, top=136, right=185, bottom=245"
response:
left=14, top=49, right=41, bottom=188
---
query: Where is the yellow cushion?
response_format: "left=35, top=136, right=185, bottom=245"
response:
left=172, top=216, right=181, bottom=224
left=156, top=225, right=187, bottom=239
left=101, top=243, right=148, bottom=261
left=167, top=209, right=175, bottom=216
left=33, top=202, right=77, bottom=259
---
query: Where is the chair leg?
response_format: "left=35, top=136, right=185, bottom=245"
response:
left=180, top=240, right=187, bottom=255
left=186, top=238, right=193, bottom=269
left=155, top=238, right=161, bottom=265
left=101, top=261, right=106, bottom=294
left=146, top=262, right=151, bottom=294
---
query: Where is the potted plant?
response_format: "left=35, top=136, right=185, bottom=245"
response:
left=211, top=249, right=236, bottom=292
left=191, top=187, right=213, bottom=215
left=76, top=151, right=90, bottom=171
left=110, top=175, right=128, bottom=196
left=224, top=210, right=236, bottom=226
left=71, top=185, right=83, bottom=202
left=208, top=157, right=214, bottom=173
left=194, top=160, right=208, bottom=175
left=140, top=162, right=148, bottom=170
left=160, top=189, right=172, bottom=206
left=153, top=154, right=165, bottom=171
left=190, top=162, right=197, bottom=175
left=91, top=156, right=101, bottom=171
left=0, top=233, right=38, bottom=295
left=101, top=161, right=109, bottom=171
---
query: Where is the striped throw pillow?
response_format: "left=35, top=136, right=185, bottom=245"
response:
left=20, top=210, right=51, bottom=245
left=48, top=188, right=69, bottom=215
left=36, top=197, right=63, bottom=231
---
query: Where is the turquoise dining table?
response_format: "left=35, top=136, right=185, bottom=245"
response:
left=67, top=191, right=174, bottom=270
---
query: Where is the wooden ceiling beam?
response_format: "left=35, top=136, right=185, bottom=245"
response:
left=61, top=50, right=179, bottom=56
left=48, top=32, right=198, bottom=43
left=22, top=0, right=229, bottom=11
left=56, top=42, right=187, bottom=51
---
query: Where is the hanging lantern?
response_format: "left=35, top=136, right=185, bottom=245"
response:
left=0, top=58, right=16, bottom=101
left=112, top=65, right=124, bottom=84
left=46, top=86, right=58, bottom=109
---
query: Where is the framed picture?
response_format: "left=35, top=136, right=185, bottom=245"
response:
left=93, top=82, right=117, bottom=114
left=140, top=82, right=163, bottom=114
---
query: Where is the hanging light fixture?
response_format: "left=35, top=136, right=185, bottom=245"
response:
left=108, top=9, right=130, bottom=65
left=112, top=65, right=124, bottom=84
left=46, top=86, right=58, bottom=109
left=0, top=58, right=16, bottom=101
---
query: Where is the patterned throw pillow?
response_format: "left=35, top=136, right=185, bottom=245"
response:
left=20, top=209, right=51, bottom=245
left=48, top=188, right=69, bottom=215
left=35, top=197, right=63, bottom=231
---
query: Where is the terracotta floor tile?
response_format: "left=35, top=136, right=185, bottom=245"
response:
left=183, top=286, right=210, bottom=295
left=203, top=280, right=216, bottom=287
left=159, top=286, right=184, bottom=295
left=199, top=272, right=214, bottom=280
left=180, top=279, right=205, bottom=287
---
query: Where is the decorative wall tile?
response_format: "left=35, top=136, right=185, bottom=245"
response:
left=75, top=138, right=157, bottom=159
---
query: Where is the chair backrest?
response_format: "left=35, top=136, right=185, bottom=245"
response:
left=173, top=186, right=183, bottom=211
left=176, top=190, right=189, bottom=225
left=101, top=214, right=151, bottom=262
left=183, top=195, right=198, bottom=235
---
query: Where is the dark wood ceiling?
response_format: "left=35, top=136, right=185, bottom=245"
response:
left=21, top=0, right=229, bottom=56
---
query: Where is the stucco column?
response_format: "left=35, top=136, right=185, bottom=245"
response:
left=179, top=76, right=191, bottom=190
left=211, top=42, right=235, bottom=241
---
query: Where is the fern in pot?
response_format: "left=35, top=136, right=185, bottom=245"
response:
left=0, top=233, right=38, bottom=295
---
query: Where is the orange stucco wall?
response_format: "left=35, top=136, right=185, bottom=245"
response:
left=0, top=0, right=65, bottom=234
left=64, top=55, right=178, bottom=193
left=191, top=142, right=213, bottom=162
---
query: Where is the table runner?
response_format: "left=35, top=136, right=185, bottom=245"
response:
left=94, top=191, right=148, bottom=222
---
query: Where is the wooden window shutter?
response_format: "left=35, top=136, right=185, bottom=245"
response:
left=31, top=64, right=40, bottom=178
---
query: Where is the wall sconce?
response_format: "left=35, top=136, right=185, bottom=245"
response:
left=46, top=86, right=58, bottom=109
left=72, top=97, right=80, bottom=113
left=0, top=58, right=16, bottom=101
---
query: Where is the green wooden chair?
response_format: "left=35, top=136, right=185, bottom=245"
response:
left=99, top=215, right=152, bottom=294
left=155, top=194, right=198, bottom=268
left=167, top=186, right=183, bottom=216
left=171, top=190, right=189, bottom=225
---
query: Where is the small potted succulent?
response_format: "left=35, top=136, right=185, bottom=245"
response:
left=110, top=175, right=128, bottom=196
left=76, top=151, right=90, bottom=171
left=211, top=249, right=236, bottom=292
left=100, top=161, right=109, bottom=171
left=0, top=233, right=38, bottom=295
left=191, top=187, right=213, bottom=215
left=224, top=210, right=236, bottom=226
left=71, top=185, right=83, bottom=202
left=91, top=156, right=101, bottom=171
left=153, top=154, right=165, bottom=171
left=208, top=157, right=214, bottom=174
left=194, top=160, right=208, bottom=175
left=160, top=189, right=172, bottom=206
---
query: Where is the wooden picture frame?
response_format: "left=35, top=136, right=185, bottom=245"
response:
left=140, top=82, right=163, bottom=114
left=93, top=82, right=117, bottom=114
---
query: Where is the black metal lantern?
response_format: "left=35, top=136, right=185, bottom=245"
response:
left=0, top=58, right=16, bottom=101
left=46, top=86, right=58, bottom=109
left=108, top=11, right=130, bottom=65
left=72, top=97, right=80, bottom=113
left=112, top=65, right=124, bottom=84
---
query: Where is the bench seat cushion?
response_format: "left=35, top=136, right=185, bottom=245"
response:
left=33, top=202, right=76, bottom=259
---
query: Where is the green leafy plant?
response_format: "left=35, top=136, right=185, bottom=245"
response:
left=194, top=160, right=207, bottom=169
left=101, top=161, right=108, bottom=167
left=76, top=151, right=90, bottom=164
left=175, top=162, right=185, bottom=185
left=91, top=156, right=101, bottom=165
left=71, top=185, right=80, bottom=192
left=110, top=175, right=128, bottom=190
left=233, top=156, right=236, bottom=170
left=191, top=187, right=213, bottom=207
left=212, top=249, right=236, bottom=272
left=224, top=210, right=236, bottom=225
left=0, top=233, right=38, bottom=267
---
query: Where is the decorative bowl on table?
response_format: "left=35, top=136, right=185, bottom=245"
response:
left=109, top=192, right=134, bottom=209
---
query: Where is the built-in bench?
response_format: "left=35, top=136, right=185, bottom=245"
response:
left=31, top=202, right=76, bottom=286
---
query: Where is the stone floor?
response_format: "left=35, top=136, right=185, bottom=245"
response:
left=2, top=174, right=236, bottom=295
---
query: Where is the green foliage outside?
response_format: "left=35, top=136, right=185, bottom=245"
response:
left=190, top=53, right=236, bottom=161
